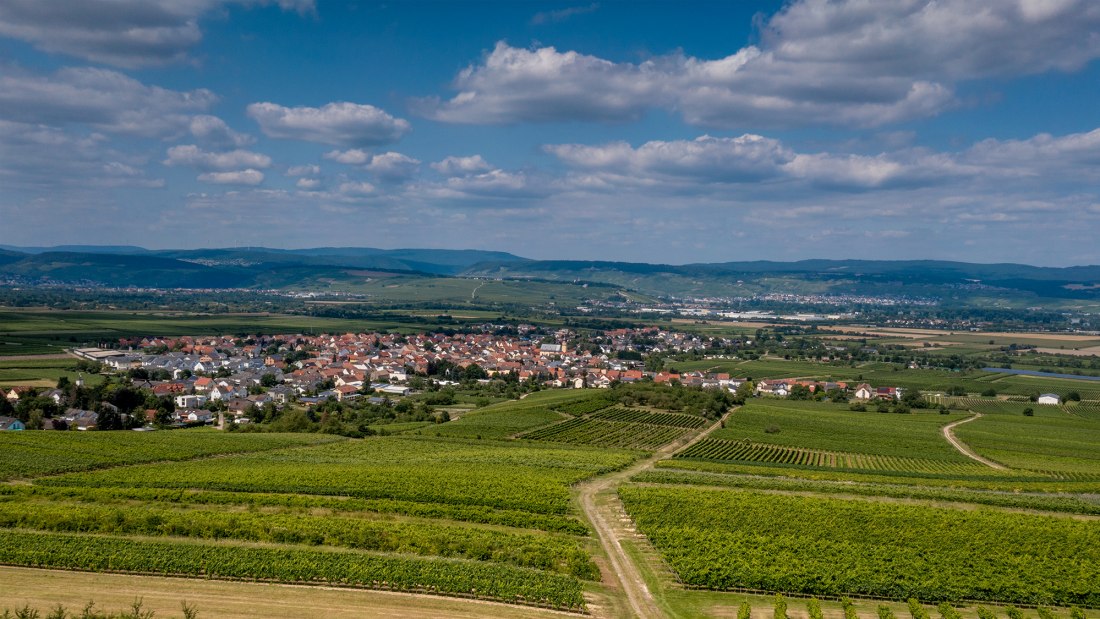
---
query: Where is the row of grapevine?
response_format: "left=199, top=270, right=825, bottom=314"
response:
left=1, top=484, right=590, bottom=535
left=675, top=438, right=1007, bottom=476
left=38, top=436, right=639, bottom=517
left=0, top=496, right=598, bottom=579
left=619, top=485, right=1100, bottom=607
left=553, top=398, right=613, bottom=416
left=0, top=530, right=586, bottom=609
left=0, top=431, right=343, bottom=481
left=520, top=418, right=690, bottom=450
left=590, top=407, right=708, bottom=428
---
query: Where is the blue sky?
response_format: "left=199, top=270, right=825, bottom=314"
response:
left=1, top=0, right=1100, bottom=266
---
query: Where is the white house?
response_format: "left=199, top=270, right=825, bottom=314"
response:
left=1037, top=393, right=1061, bottom=405
left=854, top=383, right=874, bottom=400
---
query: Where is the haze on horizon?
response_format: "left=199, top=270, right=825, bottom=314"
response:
left=1, top=0, right=1099, bottom=267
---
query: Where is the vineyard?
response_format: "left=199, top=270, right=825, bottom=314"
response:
left=0, top=433, right=641, bottom=609
left=619, top=485, right=1100, bottom=607
left=709, top=401, right=970, bottom=462
left=951, top=413, right=1100, bottom=476
left=675, top=438, right=1008, bottom=476
left=0, top=430, right=343, bottom=481
left=0, top=530, right=586, bottom=609
left=552, top=397, right=613, bottom=416
left=590, top=407, right=708, bottom=428
left=519, top=417, right=691, bottom=450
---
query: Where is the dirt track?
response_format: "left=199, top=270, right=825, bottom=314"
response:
left=576, top=411, right=731, bottom=619
left=942, top=413, right=1007, bottom=470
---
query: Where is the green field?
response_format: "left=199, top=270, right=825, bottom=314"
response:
left=708, top=401, right=967, bottom=461
left=0, top=356, right=106, bottom=387
left=0, top=429, right=342, bottom=480
left=0, top=432, right=639, bottom=610
left=427, top=390, right=598, bottom=439
left=619, top=485, right=1100, bottom=607
left=952, top=413, right=1100, bottom=476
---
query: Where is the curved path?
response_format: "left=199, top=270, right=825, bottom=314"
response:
left=576, top=411, right=731, bottom=619
left=942, top=413, right=1007, bottom=470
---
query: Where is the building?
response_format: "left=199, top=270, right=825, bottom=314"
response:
left=0, top=416, right=26, bottom=431
left=1037, top=393, right=1061, bottom=405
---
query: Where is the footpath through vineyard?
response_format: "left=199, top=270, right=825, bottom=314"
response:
left=577, top=410, right=732, bottom=619
left=942, top=413, right=1007, bottom=470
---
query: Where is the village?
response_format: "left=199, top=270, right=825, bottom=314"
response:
left=0, top=325, right=925, bottom=432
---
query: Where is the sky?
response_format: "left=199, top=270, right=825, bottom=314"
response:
left=1, top=0, right=1100, bottom=266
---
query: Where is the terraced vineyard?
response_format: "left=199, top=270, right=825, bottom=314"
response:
left=676, top=438, right=1008, bottom=476
left=520, top=417, right=691, bottom=450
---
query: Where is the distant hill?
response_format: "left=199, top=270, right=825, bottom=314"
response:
left=462, top=259, right=1100, bottom=304
left=2, top=246, right=1098, bottom=306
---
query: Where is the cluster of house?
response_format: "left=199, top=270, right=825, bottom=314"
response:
left=0, top=325, right=918, bottom=431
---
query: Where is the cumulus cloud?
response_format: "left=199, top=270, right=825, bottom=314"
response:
left=0, top=66, right=215, bottom=137
left=286, top=164, right=321, bottom=177
left=247, top=102, right=411, bottom=146
left=0, top=120, right=162, bottom=190
left=337, top=181, right=376, bottom=196
left=546, top=133, right=982, bottom=191
left=296, top=177, right=320, bottom=189
left=189, top=115, right=254, bottom=148
left=164, top=145, right=272, bottom=171
left=197, top=169, right=264, bottom=185
left=0, top=0, right=315, bottom=68
left=323, top=149, right=371, bottom=164
left=425, top=1, right=1100, bottom=127
left=365, top=152, right=420, bottom=181
left=431, top=155, right=494, bottom=176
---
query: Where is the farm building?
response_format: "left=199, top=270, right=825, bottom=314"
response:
left=1037, top=393, right=1061, bottom=405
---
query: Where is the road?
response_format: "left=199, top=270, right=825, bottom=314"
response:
left=942, top=413, right=1007, bottom=470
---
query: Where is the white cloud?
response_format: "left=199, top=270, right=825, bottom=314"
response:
left=323, top=149, right=371, bottom=164
left=0, top=66, right=216, bottom=137
left=431, top=155, right=494, bottom=176
left=0, top=120, right=162, bottom=190
left=247, top=101, right=411, bottom=146
left=547, top=134, right=794, bottom=183
left=425, top=1, right=1100, bottom=127
left=189, top=115, right=254, bottom=148
left=365, top=152, right=420, bottom=181
left=337, top=181, right=376, bottom=196
left=0, top=0, right=315, bottom=68
left=164, top=145, right=272, bottom=171
left=296, top=177, right=320, bottom=189
left=286, top=164, right=320, bottom=177
left=197, top=169, right=264, bottom=185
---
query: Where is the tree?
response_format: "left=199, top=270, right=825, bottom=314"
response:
left=260, top=373, right=278, bottom=388
left=981, top=388, right=997, bottom=397
left=1066, top=391, right=1082, bottom=402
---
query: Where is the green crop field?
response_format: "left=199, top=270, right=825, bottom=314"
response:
left=0, top=432, right=640, bottom=610
left=427, top=390, right=599, bottom=439
left=708, top=401, right=967, bottom=461
left=619, top=485, right=1100, bottom=607
left=0, top=429, right=342, bottom=480
left=519, top=417, right=691, bottom=450
left=675, top=437, right=1006, bottom=476
left=952, top=413, right=1100, bottom=476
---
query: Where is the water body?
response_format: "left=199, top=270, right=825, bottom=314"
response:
left=982, top=367, right=1100, bottom=382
